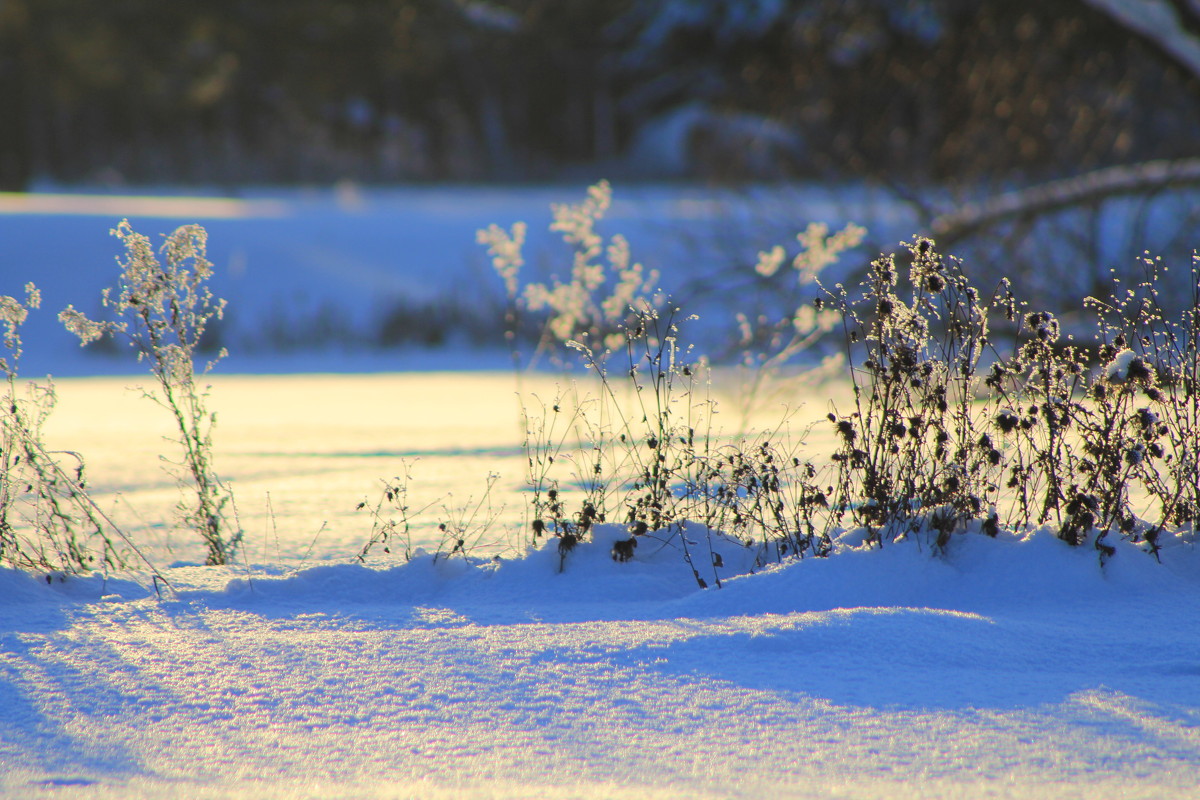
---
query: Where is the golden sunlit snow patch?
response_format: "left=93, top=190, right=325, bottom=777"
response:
left=0, top=192, right=288, bottom=219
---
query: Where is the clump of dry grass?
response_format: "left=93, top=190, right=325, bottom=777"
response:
left=1, top=284, right=128, bottom=576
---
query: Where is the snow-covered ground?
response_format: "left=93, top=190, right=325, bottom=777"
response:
left=3, top=372, right=1200, bottom=799
left=2, top=189, right=1199, bottom=798
left=3, top=516, right=1200, bottom=800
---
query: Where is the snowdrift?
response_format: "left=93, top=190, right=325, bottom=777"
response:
left=3, top=524, right=1200, bottom=799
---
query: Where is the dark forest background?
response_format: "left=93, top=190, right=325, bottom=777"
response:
left=2, top=0, right=1199, bottom=190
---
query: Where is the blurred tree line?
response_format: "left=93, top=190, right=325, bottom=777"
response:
left=1, top=0, right=1198, bottom=189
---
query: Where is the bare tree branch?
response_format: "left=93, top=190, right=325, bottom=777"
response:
left=1079, top=0, right=1200, bottom=82
left=930, top=158, right=1200, bottom=245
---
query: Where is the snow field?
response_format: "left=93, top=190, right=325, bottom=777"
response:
left=0, top=184, right=914, bottom=378
left=2, top=521, right=1199, bottom=799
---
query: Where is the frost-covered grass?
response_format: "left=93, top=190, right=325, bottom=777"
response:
left=472, top=184, right=1199, bottom=571
left=817, top=237, right=1200, bottom=556
left=61, top=221, right=240, bottom=565
left=4, top=183, right=1199, bottom=577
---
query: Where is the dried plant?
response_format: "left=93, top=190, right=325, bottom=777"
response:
left=818, top=234, right=1199, bottom=560
left=434, top=472, right=504, bottom=562
left=61, top=220, right=240, bottom=565
left=1, top=284, right=129, bottom=575
left=356, top=461, right=440, bottom=562
left=479, top=180, right=662, bottom=368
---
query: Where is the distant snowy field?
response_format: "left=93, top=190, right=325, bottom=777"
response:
left=0, top=183, right=915, bottom=377
left=3, top=190, right=1200, bottom=798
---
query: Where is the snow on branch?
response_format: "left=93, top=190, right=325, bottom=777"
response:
left=1079, top=0, right=1200, bottom=82
left=930, top=158, right=1200, bottom=244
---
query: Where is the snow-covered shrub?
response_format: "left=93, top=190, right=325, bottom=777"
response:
left=60, top=220, right=240, bottom=566
left=821, top=237, right=1007, bottom=547
left=1081, top=252, right=1200, bottom=557
left=820, top=235, right=1199, bottom=559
